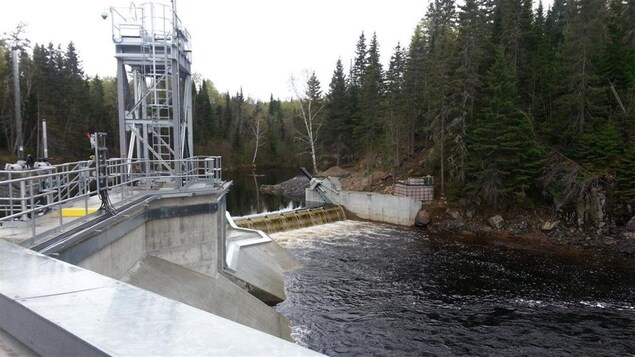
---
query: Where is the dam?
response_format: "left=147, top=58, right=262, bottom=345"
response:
left=0, top=2, right=323, bottom=355
left=0, top=157, right=324, bottom=355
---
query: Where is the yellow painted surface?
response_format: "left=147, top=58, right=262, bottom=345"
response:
left=60, top=207, right=98, bottom=217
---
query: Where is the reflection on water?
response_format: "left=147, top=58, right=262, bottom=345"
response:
left=272, top=221, right=635, bottom=357
left=224, top=167, right=304, bottom=216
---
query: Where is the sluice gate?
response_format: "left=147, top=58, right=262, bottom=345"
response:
left=233, top=205, right=346, bottom=234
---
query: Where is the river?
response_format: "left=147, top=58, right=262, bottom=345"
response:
left=226, top=170, right=634, bottom=356
left=224, top=167, right=304, bottom=217
left=271, top=221, right=634, bottom=356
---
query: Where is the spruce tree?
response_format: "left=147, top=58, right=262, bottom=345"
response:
left=326, top=59, right=351, bottom=164
left=403, top=23, right=427, bottom=156
left=385, top=43, right=407, bottom=167
left=423, top=0, right=456, bottom=196
left=467, top=46, right=545, bottom=207
left=449, top=0, right=487, bottom=182
left=550, top=0, right=609, bottom=148
left=355, top=33, right=384, bottom=155
left=574, top=121, right=623, bottom=172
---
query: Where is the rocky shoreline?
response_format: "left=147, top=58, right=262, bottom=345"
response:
left=416, top=202, right=635, bottom=256
left=259, top=170, right=635, bottom=257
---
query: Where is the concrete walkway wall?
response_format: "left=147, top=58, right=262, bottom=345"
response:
left=306, top=177, right=422, bottom=226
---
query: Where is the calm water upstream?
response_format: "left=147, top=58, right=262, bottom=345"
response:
left=224, top=168, right=304, bottom=216
left=271, top=221, right=635, bottom=357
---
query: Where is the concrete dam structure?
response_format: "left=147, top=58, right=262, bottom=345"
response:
left=0, top=158, right=323, bottom=355
left=0, top=1, right=323, bottom=354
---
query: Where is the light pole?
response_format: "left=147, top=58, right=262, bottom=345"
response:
left=12, top=46, right=24, bottom=161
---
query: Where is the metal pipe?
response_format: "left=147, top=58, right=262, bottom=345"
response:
left=42, top=118, right=49, bottom=159
left=12, top=47, right=23, bottom=159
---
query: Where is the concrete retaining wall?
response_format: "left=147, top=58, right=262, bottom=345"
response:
left=306, top=177, right=422, bottom=226
left=49, top=191, right=299, bottom=341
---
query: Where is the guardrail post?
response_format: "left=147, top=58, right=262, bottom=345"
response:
left=30, top=178, right=35, bottom=244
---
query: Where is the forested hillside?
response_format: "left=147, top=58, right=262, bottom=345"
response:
left=1, top=0, right=633, bottom=223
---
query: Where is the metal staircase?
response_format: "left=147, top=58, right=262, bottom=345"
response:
left=108, top=1, right=193, bottom=176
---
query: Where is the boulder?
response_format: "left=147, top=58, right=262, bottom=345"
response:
left=259, top=175, right=309, bottom=199
left=541, top=221, right=560, bottom=232
left=415, top=209, right=431, bottom=227
left=446, top=209, right=462, bottom=220
left=488, top=215, right=504, bottom=229
left=370, top=171, right=387, bottom=185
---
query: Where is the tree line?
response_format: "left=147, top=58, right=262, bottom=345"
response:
left=312, top=0, right=634, bottom=222
left=1, top=0, right=634, bottom=223
left=0, top=26, right=118, bottom=161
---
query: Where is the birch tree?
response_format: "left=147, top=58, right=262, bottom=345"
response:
left=290, top=71, right=326, bottom=174
left=250, top=107, right=266, bottom=165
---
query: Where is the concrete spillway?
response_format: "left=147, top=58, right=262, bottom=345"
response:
left=233, top=205, right=347, bottom=234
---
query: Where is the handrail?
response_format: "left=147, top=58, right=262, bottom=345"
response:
left=0, top=156, right=223, bottom=243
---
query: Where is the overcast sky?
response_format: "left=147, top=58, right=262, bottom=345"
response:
left=1, top=0, right=431, bottom=101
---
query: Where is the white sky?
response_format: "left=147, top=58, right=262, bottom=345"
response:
left=1, top=0, right=430, bottom=101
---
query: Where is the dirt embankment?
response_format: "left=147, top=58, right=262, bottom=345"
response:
left=418, top=200, right=635, bottom=256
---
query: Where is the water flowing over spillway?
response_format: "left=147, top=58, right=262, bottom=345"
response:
left=271, top=221, right=635, bottom=356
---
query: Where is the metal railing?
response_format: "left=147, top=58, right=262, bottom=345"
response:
left=0, top=156, right=223, bottom=241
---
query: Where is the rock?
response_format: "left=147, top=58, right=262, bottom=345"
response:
left=446, top=209, right=462, bottom=220
left=466, top=209, right=475, bottom=219
left=488, top=215, right=504, bottom=229
left=625, top=215, right=635, bottom=231
left=415, top=209, right=431, bottom=227
left=259, top=175, right=309, bottom=199
left=541, top=221, right=560, bottom=232
left=460, top=230, right=477, bottom=238
left=319, top=166, right=351, bottom=178
left=370, top=171, right=387, bottom=185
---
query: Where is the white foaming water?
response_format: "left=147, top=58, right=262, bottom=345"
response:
left=232, top=201, right=304, bottom=220
left=270, top=220, right=379, bottom=249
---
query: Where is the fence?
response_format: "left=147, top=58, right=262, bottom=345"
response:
left=0, top=156, right=223, bottom=241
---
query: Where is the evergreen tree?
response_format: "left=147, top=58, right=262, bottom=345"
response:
left=449, top=0, right=488, bottom=182
left=355, top=32, right=384, bottom=155
left=385, top=43, right=407, bottom=167
left=467, top=47, right=545, bottom=207
left=193, top=81, right=212, bottom=145
left=326, top=58, right=351, bottom=164
left=550, top=0, right=609, bottom=148
left=615, top=144, right=635, bottom=203
left=351, top=32, right=367, bottom=88
left=545, top=0, right=567, bottom=48
left=403, top=23, right=427, bottom=156
left=574, top=121, right=623, bottom=172
left=423, top=0, right=457, bottom=196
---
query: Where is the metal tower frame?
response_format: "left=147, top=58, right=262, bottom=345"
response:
left=108, top=1, right=193, bottom=175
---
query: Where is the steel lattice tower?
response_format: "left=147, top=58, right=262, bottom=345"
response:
left=108, top=1, right=193, bottom=175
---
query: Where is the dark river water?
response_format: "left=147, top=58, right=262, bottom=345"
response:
left=224, top=167, right=303, bottom=217
left=271, top=221, right=635, bottom=357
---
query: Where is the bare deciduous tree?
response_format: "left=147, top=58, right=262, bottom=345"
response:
left=290, top=71, right=326, bottom=174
